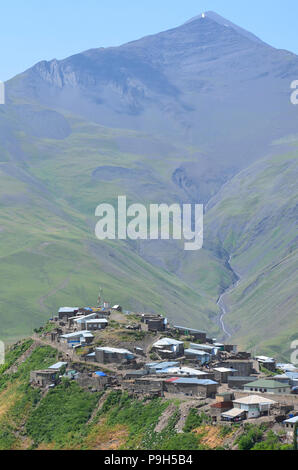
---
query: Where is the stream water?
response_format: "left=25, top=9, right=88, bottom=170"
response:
left=217, top=255, right=241, bottom=341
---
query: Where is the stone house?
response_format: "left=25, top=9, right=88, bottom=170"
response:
left=174, top=326, right=207, bottom=342
left=228, top=376, right=257, bottom=390
left=164, top=377, right=219, bottom=398
left=213, top=367, right=237, bottom=384
left=95, top=347, right=135, bottom=364
left=184, top=349, right=211, bottom=364
left=283, top=416, right=298, bottom=439
left=220, top=360, right=254, bottom=377
left=58, top=307, right=78, bottom=320
left=30, top=370, right=58, bottom=387
left=255, top=355, right=276, bottom=372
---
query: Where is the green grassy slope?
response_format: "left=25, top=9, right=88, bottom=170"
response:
left=206, top=146, right=298, bottom=358
left=0, top=98, right=297, bottom=358
left=0, top=107, right=225, bottom=343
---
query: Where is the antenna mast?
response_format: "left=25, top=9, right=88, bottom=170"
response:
left=97, top=287, right=102, bottom=307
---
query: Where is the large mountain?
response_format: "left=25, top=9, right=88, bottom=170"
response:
left=0, top=12, right=297, bottom=358
left=7, top=12, right=298, bottom=202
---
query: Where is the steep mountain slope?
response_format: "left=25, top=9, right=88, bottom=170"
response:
left=0, top=12, right=297, bottom=356
left=205, top=141, right=298, bottom=359
left=7, top=12, right=298, bottom=202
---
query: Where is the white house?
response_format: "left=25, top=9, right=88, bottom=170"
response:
left=152, top=338, right=184, bottom=357
left=60, top=330, right=94, bottom=347
left=233, top=395, right=277, bottom=419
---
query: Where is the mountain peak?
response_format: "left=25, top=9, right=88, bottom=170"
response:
left=185, top=10, right=266, bottom=45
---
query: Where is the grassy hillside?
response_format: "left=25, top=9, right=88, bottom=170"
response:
left=205, top=146, right=298, bottom=358
left=0, top=98, right=296, bottom=358
left=0, top=106, right=227, bottom=343
left=0, top=340, right=293, bottom=451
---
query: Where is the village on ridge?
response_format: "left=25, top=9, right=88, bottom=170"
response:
left=28, top=296, right=298, bottom=445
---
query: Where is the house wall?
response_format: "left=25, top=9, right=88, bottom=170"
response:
left=214, top=371, right=230, bottom=384
left=244, top=385, right=291, bottom=395
left=30, top=371, right=57, bottom=387
left=123, top=378, right=164, bottom=394
left=165, top=382, right=217, bottom=398
left=95, top=349, right=134, bottom=364
left=223, top=361, right=253, bottom=377
left=228, top=377, right=256, bottom=390
left=148, top=320, right=165, bottom=331
left=76, top=374, right=110, bottom=391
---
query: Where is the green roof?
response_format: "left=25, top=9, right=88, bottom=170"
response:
left=244, top=379, right=290, bottom=388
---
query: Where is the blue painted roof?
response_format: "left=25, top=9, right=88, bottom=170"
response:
left=286, top=372, right=298, bottom=379
left=95, top=371, right=107, bottom=377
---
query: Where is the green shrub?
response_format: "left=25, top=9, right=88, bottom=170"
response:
left=237, top=425, right=263, bottom=450
left=252, top=431, right=293, bottom=450
left=0, top=339, right=33, bottom=375
left=159, top=433, right=204, bottom=450
left=14, top=345, right=57, bottom=381
left=183, top=409, right=211, bottom=432
left=26, top=381, right=99, bottom=446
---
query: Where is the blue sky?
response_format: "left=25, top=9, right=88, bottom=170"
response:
left=1, top=0, right=298, bottom=81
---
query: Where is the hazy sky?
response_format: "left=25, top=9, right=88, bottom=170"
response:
left=1, top=0, right=298, bottom=81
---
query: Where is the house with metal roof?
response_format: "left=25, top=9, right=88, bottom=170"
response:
left=164, top=377, right=219, bottom=398
left=221, top=408, right=246, bottom=422
left=244, top=378, right=291, bottom=395
left=184, top=348, right=211, bottom=364
left=58, top=307, right=78, bottom=320
left=30, top=369, right=59, bottom=388
left=85, top=319, right=108, bottom=330
left=95, top=347, right=135, bottom=364
left=152, top=338, right=184, bottom=358
left=155, top=366, right=210, bottom=379
left=189, top=343, right=219, bottom=356
left=276, top=363, right=298, bottom=373
left=213, top=367, right=237, bottom=384
left=174, top=326, right=206, bottom=342
left=145, top=361, right=180, bottom=373
left=48, top=362, right=68, bottom=371
left=60, top=330, right=94, bottom=347
left=285, top=372, right=298, bottom=388
left=255, top=355, right=276, bottom=372
left=233, top=395, right=277, bottom=419
left=228, top=376, right=258, bottom=390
